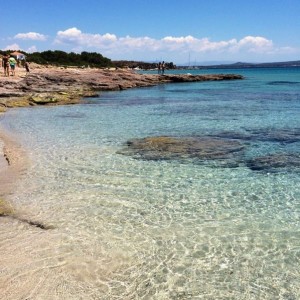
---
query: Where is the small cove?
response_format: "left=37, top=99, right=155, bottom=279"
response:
left=1, top=67, right=300, bottom=299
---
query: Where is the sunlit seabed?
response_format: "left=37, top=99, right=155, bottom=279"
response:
left=1, top=68, right=300, bottom=299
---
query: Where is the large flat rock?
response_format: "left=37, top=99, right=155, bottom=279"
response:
left=119, top=136, right=245, bottom=163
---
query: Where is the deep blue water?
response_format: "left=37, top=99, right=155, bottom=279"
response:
left=1, top=67, right=300, bottom=299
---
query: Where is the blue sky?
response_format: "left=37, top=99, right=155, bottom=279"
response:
left=1, top=0, right=299, bottom=64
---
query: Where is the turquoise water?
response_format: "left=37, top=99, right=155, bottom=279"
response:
left=1, top=68, right=300, bottom=299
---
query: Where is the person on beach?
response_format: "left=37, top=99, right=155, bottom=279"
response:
left=9, top=56, right=17, bottom=76
left=2, top=54, right=10, bottom=77
left=158, top=62, right=161, bottom=74
left=24, top=61, right=30, bottom=75
left=161, top=61, right=165, bottom=75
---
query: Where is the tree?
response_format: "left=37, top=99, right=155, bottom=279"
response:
left=26, top=50, right=112, bottom=68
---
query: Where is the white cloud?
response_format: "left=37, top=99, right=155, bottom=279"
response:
left=160, top=36, right=275, bottom=54
left=14, top=32, right=47, bottom=41
left=55, top=28, right=281, bottom=55
left=117, top=36, right=159, bottom=52
left=55, top=27, right=117, bottom=48
left=26, top=45, right=38, bottom=53
left=233, top=36, right=274, bottom=53
left=3, top=43, right=20, bottom=51
left=57, top=27, right=81, bottom=38
left=2, top=27, right=297, bottom=62
left=51, top=27, right=300, bottom=62
left=163, top=35, right=196, bottom=43
left=2, top=43, right=37, bottom=53
left=277, top=46, right=298, bottom=54
left=5, top=27, right=296, bottom=62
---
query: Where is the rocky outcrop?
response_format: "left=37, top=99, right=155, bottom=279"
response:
left=0, top=68, right=243, bottom=108
left=159, top=73, right=243, bottom=83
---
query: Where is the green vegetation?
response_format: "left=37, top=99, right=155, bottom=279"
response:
left=0, top=50, right=112, bottom=68
left=28, top=50, right=112, bottom=67
left=113, top=60, right=175, bottom=70
left=0, top=49, right=176, bottom=70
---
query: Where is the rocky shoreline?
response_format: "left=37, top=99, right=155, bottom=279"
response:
left=0, top=66, right=243, bottom=111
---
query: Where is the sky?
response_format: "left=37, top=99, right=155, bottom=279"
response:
left=0, top=0, right=299, bottom=64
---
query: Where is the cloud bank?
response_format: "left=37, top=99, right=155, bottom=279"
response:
left=14, top=32, right=47, bottom=41
left=7, top=28, right=298, bottom=62
left=55, top=27, right=276, bottom=54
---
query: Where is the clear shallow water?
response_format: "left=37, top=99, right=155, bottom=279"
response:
left=1, top=68, right=300, bottom=299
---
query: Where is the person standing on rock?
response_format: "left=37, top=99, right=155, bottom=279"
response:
left=24, top=61, right=30, bottom=75
left=158, top=62, right=161, bottom=74
left=161, top=61, right=165, bottom=75
left=9, top=56, right=17, bottom=76
left=2, top=54, right=10, bottom=77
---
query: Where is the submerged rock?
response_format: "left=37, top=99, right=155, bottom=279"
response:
left=246, top=153, right=300, bottom=172
left=119, top=136, right=245, bottom=163
left=247, top=128, right=300, bottom=144
left=213, top=128, right=300, bottom=144
left=267, top=81, right=300, bottom=86
left=120, top=135, right=300, bottom=173
left=0, top=198, right=14, bottom=216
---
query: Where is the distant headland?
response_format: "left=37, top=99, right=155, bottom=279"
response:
left=181, top=60, right=300, bottom=69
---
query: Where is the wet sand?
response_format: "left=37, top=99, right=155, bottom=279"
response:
left=0, top=129, right=28, bottom=200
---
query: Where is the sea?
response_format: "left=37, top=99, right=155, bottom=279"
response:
left=1, top=67, right=300, bottom=299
